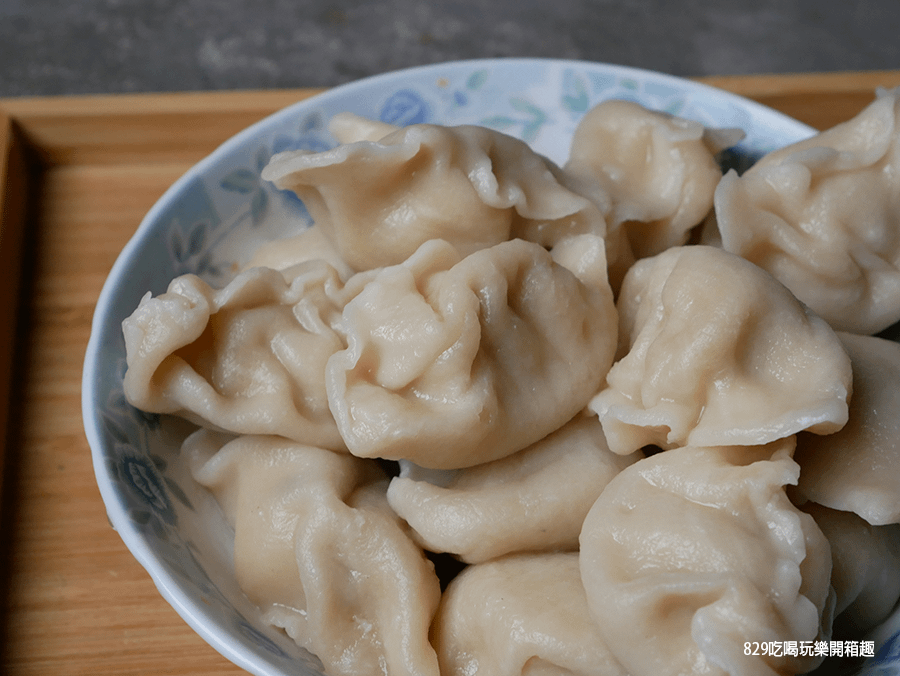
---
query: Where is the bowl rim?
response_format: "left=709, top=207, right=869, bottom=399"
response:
left=81, top=56, right=820, bottom=675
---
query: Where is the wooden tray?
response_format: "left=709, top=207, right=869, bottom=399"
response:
left=2, top=70, right=899, bottom=675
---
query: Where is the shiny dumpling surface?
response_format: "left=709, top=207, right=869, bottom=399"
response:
left=386, top=413, right=640, bottom=563
left=432, top=552, right=628, bottom=676
left=186, top=432, right=442, bottom=676
left=793, top=332, right=900, bottom=525
left=122, top=261, right=374, bottom=450
left=261, top=121, right=605, bottom=271
left=565, top=98, right=739, bottom=261
left=327, top=237, right=618, bottom=469
left=242, top=224, right=354, bottom=280
left=711, top=87, right=900, bottom=334
left=327, top=111, right=399, bottom=144
left=803, top=503, right=900, bottom=634
left=589, top=245, right=851, bottom=456
left=579, top=440, right=834, bottom=676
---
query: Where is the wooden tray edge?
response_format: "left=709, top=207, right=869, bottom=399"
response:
left=0, top=115, right=34, bottom=497
left=1, top=71, right=899, bottom=163
left=0, top=89, right=326, bottom=166
left=698, top=69, right=900, bottom=97
left=0, top=114, right=41, bottom=628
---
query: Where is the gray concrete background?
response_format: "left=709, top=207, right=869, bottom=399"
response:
left=1, top=0, right=899, bottom=98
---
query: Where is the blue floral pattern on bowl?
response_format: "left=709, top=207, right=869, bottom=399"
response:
left=861, top=631, right=900, bottom=675
left=83, top=58, right=894, bottom=676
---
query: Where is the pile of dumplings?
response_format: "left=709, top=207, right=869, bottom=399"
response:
left=121, top=89, right=900, bottom=676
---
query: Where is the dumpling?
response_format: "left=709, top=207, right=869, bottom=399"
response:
left=242, top=224, right=354, bottom=280
left=589, top=245, right=852, bottom=456
left=579, top=440, right=835, bottom=676
left=185, top=430, right=375, bottom=646
left=186, top=431, right=442, bottom=676
left=710, top=87, right=900, bottom=334
left=328, top=111, right=399, bottom=143
left=386, top=413, right=640, bottom=564
left=122, top=261, right=374, bottom=450
left=793, top=332, right=900, bottom=526
left=802, top=503, right=900, bottom=635
left=432, top=552, right=628, bottom=676
left=261, top=120, right=606, bottom=271
left=565, top=99, right=741, bottom=261
left=326, top=237, right=618, bottom=469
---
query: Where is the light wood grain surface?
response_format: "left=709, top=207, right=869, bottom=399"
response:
left=0, top=71, right=898, bottom=675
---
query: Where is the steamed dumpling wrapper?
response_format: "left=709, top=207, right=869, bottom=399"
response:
left=122, top=261, right=374, bottom=451
left=185, top=430, right=378, bottom=644
left=186, top=431, right=441, bottom=676
left=802, top=503, right=900, bottom=635
left=386, top=413, right=640, bottom=564
left=579, top=440, right=835, bottom=676
left=326, top=236, right=618, bottom=469
left=589, top=245, right=852, bottom=456
left=710, top=87, right=900, bottom=334
left=242, top=224, right=354, bottom=280
left=328, top=111, right=399, bottom=144
left=565, top=99, right=741, bottom=261
left=793, top=332, right=900, bottom=526
left=432, top=552, right=628, bottom=676
left=261, top=120, right=608, bottom=271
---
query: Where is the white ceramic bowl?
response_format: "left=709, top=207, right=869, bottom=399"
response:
left=82, top=58, right=900, bottom=676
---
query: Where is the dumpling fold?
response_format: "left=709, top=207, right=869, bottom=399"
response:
left=565, top=99, right=741, bottom=268
left=793, top=332, right=900, bottom=526
left=242, top=224, right=354, bottom=280
left=802, top=503, right=900, bottom=635
left=711, top=87, right=900, bottom=334
left=326, top=237, right=618, bottom=469
left=123, top=261, right=374, bottom=450
left=579, top=440, right=835, bottom=676
left=261, top=121, right=607, bottom=271
left=432, top=552, right=628, bottom=676
left=186, top=431, right=442, bottom=676
left=387, top=413, right=640, bottom=563
left=589, top=245, right=852, bottom=456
